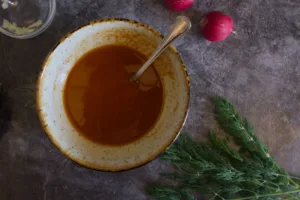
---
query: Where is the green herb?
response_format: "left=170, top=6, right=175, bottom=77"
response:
left=147, top=97, right=300, bottom=200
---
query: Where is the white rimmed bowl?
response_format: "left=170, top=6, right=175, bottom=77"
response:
left=37, top=19, right=190, bottom=171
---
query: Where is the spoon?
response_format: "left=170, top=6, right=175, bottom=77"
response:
left=131, top=16, right=191, bottom=82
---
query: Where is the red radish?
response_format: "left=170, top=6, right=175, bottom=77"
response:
left=163, top=0, right=195, bottom=12
left=200, top=11, right=234, bottom=42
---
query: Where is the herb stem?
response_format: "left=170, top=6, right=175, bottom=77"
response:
left=289, top=178, right=300, bottom=188
left=228, top=189, right=300, bottom=200
left=291, top=176, right=300, bottom=180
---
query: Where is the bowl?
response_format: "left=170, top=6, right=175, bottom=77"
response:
left=0, top=0, right=56, bottom=39
left=37, top=19, right=190, bottom=171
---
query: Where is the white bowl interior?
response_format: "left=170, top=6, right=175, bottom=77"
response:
left=37, top=19, right=189, bottom=171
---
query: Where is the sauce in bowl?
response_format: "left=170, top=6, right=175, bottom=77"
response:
left=63, top=45, right=163, bottom=146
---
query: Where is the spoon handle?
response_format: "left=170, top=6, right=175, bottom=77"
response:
left=131, top=16, right=191, bottom=82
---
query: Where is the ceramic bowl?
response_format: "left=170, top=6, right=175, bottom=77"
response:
left=37, top=19, right=190, bottom=171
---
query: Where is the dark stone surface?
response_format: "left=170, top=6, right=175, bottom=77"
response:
left=1, top=0, right=300, bottom=199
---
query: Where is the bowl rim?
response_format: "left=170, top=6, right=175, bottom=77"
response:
left=0, top=0, right=56, bottom=39
left=36, top=18, right=190, bottom=171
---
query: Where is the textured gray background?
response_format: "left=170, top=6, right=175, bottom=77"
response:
left=1, top=0, right=300, bottom=199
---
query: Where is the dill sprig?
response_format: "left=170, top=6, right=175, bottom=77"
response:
left=147, top=97, right=300, bottom=200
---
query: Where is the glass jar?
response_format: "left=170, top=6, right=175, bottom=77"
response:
left=0, top=0, right=56, bottom=39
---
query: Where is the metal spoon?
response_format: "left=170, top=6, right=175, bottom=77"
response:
left=131, top=16, right=191, bottom=82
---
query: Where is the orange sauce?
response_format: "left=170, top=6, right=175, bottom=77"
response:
left=63, top=45, right=163, bottom=146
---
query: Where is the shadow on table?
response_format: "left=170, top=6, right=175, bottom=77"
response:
left=0, top=84, right=11, bottom=140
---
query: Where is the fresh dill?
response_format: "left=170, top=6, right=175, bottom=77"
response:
left=147, top=97, right=300, bottom=200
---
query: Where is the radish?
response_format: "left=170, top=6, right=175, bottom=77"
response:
left=163, top=0, right=195, bottom=12
left=200, top=11, right=234, bottom=42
